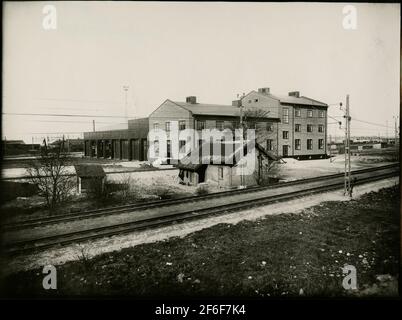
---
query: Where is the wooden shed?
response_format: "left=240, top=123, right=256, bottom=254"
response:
left=177, top=140, right=278, bottom=188
left=74, top=164, right=106, bottom=194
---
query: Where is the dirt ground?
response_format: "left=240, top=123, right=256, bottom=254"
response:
left=1, top=185, right=399, bottom=298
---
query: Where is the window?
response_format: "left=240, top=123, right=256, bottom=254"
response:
left=283, top=131, right=289, bottom=139
left=283, top=108, right=289, bottom=124
left=179, top=140, right=186, bottom=151
left=196, top=120, right=205, bottom=130
left=267, top=139, right=273, bottom=151
left=153, top=123, right=159, bottom=130
left=165, top=121, right=171, bottom=132
left=295, top=139, right=301, bottom=150
left=248, top=100, right=252, bottom=103
left=318, top=125, right=324, bottom=133
left=154, top=140, right=159, bottom=156
left=267, top=123, right=273, bottom=132
left=295, top=108, right=301, bottom=117
left=254, top=99, right=259, bottom=102
left=179, top=120, right=186, bottom=130
left=248, top=122, right=256, bottom=129
left=307, top=124, right=313, bottom=133
left=295, top=124, right=301, bottom=132
left=216, top=120, right=224, bottom=130
left=319, top=110, right=324, bottom=118
left=218, top=167, right=223, bottom=179
left=307, top=139, right=313, bottom=150
left=318, top=139, right=324, bottom=149
left=307, top=110, right=313, bottom=118
left=231, top=121, right=239, bottom=130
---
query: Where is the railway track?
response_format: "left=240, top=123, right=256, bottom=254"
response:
left=2, top=163, right=398, bottom=232
left=2, top=165, right=398, bottom=255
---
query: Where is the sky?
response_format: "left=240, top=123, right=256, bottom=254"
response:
left=2, top=1, right=400, bottom=143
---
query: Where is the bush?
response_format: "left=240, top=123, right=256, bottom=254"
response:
left=152, top=186, right=174, bottom=199
left=196, top=184, right=209, bottom=196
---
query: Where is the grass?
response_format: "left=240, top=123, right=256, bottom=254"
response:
left=1, top=185, right=399, bottom=298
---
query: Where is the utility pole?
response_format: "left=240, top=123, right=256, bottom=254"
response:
left=393, top=115, right=399, bottom=160
left=343, top=94, right=352, bottom=197
left=386, top=120, right=389, bottom=144
left=238, top=93, right=246, bottom=188
left=93, top=120, right=96, bottom=132
left=123, top=85, right=129, bottom=122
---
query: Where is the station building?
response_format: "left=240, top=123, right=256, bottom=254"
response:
left=83, top=87, right=328, bottom=162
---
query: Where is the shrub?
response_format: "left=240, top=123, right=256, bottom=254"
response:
left=196, top=184, right=209, bottom=196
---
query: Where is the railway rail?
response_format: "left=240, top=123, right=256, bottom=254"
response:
left=2, top=163, right=398, bottom=232
left=2, top=164, right=398, bottom=255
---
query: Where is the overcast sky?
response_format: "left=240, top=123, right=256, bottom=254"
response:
left=2, top=1, right=400, bottom=143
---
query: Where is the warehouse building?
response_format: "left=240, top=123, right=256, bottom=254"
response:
left=83, top=118, right=149, bottom=161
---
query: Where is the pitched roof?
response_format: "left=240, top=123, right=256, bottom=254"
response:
left=171, top=101, right=241, bottom=117
left=251, top=91, right=328, bottom=107
left=273, top=95, right=327, bottom=107
left=74, top=164, right=105, bottom=178
left=177, top=140, right=278, bottom=171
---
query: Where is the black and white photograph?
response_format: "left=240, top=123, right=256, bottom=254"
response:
left=0, top=1, right=400, bottom=304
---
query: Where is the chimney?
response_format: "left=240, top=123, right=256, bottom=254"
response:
left=288, top=91, right=300, bottom=98
left=258, top=87, right=270, bottom=94
left=186, top=96, right=197, bottom=104
left=232, top=100, right=241, bottom=107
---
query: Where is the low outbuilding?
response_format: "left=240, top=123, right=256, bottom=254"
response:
left=74, top=164, right=106, bottom=194
left=177, top=140, right=278, bottom=188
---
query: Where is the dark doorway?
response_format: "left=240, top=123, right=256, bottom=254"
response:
left=166, top=140, right=171, bottom=164
left=282, top=145, right=289, bottom=157
left=131, top=139, right=139, bottom=160
left=141, top=139, right=148, bottom=161
left=198, top=165, right=207, bottom=183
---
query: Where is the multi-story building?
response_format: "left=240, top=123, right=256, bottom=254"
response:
left=83, top=87, right=328, bottom=161
left=241, top=87, right=328, bottom=158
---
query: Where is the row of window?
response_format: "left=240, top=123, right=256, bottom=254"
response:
left=154, top=120, right=324, bottom=133
left=155, top=137, right=324, bottom=154
left=295, top=124, right=324, bottom=133
left=154, top=121, right=186, bottom=132
left=282, top=125, right=323, bottom=138
left=283, top=108, right=325, bottom=123
left=267, top=139, right=324, bottom=151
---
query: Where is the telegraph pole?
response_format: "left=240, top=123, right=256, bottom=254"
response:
left=92, top=120, right=96, bottom=132
left=123, top=85, right=129, bottom=122
left=393, top=115, right=399, bottom=160
left=238, top=93, right=246, bottom=188
left=386, top=120, right=388, bottom=144
left=343, top=94, right=352, bottom=197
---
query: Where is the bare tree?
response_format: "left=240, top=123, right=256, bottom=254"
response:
left=243, top=108, right=280, bottom=185
left=26, top=144, right=75, bottom=209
